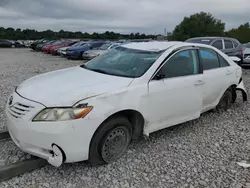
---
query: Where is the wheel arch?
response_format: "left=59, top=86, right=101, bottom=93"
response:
left=93, top=109, right=145, bottom=141
left=88, top=109, right=145, bottom=165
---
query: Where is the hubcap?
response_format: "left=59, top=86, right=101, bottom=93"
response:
left=101, top=126, right=130, bottom=163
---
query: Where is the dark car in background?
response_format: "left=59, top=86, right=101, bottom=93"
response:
left=13, top=41, right=26, bottom=48
left=185, top=37, right=244, bottom=65
left=35, top=40, right=56, bottom=51
left=0, top=40, right=13, bottom=47
left=66, top=41, right=106, bottom=59
left=30, top=39, right=49, bottom=50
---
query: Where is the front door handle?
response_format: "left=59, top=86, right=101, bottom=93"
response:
left=195, top=80, right=204, bottom=86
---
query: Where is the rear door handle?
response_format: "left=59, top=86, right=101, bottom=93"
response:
left=226, top=70, right=232, bottom=75
left=195, top=80, right=204, bottom=86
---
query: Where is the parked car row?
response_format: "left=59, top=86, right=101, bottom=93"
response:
left=30, top=39, right=128, bottom=60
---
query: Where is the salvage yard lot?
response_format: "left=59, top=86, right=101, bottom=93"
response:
left=0, top=48, right=250, bottom=187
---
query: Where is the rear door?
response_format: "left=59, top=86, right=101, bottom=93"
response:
left=199, top=47, right=234, bottom=112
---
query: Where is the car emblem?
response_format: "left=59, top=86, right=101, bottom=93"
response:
left=9, top=96, right=13, bottom=106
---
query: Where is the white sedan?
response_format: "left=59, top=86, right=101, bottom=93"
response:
left=5, top=41, right=247, bottom=167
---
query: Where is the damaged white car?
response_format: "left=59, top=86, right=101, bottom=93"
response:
left=5, top=41, right=247, bottom=167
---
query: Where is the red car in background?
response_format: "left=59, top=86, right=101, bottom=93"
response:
left=50, top=41, right=77, bottom=55
left=42, top=40, right=62, bottom=53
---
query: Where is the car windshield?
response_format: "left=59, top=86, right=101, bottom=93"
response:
left=99, top=43, right=112, bottom=50
left=186, top=38, right=211, bottom=44
left=52, top=41, right=63, bottom=45
left=47, top=41, right=55, bottom=44
left=71, top=42, right=84, bottom=47
left=81, top=47, right=164, bottom=78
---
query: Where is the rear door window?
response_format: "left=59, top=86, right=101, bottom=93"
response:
left=211, top=40, right=223, bottom=50
left=218, top=54, right=230, bottom=67
left=224, top=40, right=234, bottom=49
left=233, top=41, right=239, bottom=48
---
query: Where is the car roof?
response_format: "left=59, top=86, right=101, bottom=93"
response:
left=122, top=41, right=183, bottom=52
left=187, top=36, right=239, bottom=41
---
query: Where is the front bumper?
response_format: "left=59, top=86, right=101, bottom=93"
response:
left=243, top=55, right=250, bottom=63
left=236, top=79, right=247, bottom=101
left=82, top=53, right=96, bottom=60
left=59, top=51, right=66, bottom=57
left=66, top=51, right=80, bottom=59
left=5, top=92, right=100, bottom=167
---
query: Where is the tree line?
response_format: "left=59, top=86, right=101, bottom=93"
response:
left=0, top=28, right=154, bottom=40
left=0, top=12, right=249, bottom=43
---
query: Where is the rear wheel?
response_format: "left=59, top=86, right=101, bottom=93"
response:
left=88, top=116, right=132, bottom=165
left=216, top=88, right=233, bottom=111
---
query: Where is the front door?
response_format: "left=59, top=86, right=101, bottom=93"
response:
left=146, top=49, right=203, bottom=133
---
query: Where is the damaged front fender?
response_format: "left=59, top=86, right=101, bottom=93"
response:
left=236, top=79, right=247, bottom=101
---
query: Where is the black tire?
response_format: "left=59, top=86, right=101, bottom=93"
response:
left=88, top=116, right=132, bottom=166
left=216, top=88, right=233, bottom=111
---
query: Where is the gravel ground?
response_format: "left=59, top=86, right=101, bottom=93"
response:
left=1, top=48, right=250, bottom=188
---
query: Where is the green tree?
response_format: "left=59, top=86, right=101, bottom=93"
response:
left=226, top=22, right=250, bottom=43
left=169, top=12, right=225, bottom=41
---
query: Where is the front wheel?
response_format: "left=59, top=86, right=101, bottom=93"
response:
left=88, top=116, right=132, bottom=165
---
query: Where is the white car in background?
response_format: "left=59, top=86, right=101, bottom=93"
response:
left=82, top=42, right=121, bottom=60
left=243, top=43, right=250, bottom=64
left=5, top=41, right=247, bottom=167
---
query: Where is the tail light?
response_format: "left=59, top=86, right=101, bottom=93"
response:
left=240, top=47, right=243, bottom=55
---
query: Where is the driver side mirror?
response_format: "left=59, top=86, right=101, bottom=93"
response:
left=154, top=73, right=165, bottom=80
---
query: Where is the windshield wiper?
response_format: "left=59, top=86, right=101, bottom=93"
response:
left=80, top=64, right=88, bottom=69
left=89, top=68, right=110, bottom=75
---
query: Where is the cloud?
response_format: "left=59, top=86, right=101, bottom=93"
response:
left=0, top=0, right=249, bottom=34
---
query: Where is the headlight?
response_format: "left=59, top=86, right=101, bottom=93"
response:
left=33, top=106, right=93, bottom=121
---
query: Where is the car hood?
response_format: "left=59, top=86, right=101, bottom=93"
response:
left=51, top=45, right=61, bottom=49
left=85, top=50, right=106, bottom=55
left=59, top=47, right=69, bottom=51
left=244, top=48, right=250, bottom=54
left=68, top=46, right=89, bottom=51
left=16, top=66, right=133, bottom=107
left=43, top=45, right=53, bottom=49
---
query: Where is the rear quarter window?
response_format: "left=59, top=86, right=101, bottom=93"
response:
left=218, top=54, right=230, bottom=67
left=199, top=48, right=220, bottom=70
left=224, top=40, right=233, bottom=49
left=233, top=41, right=239, bottom=48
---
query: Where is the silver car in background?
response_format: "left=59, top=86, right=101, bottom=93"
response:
left=243, top=43, right=250, bottom=64
left=82, top=42, right=121, bottom=60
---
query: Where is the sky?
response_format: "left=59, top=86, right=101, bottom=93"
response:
left=0, top=0, right=249, bottom=34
